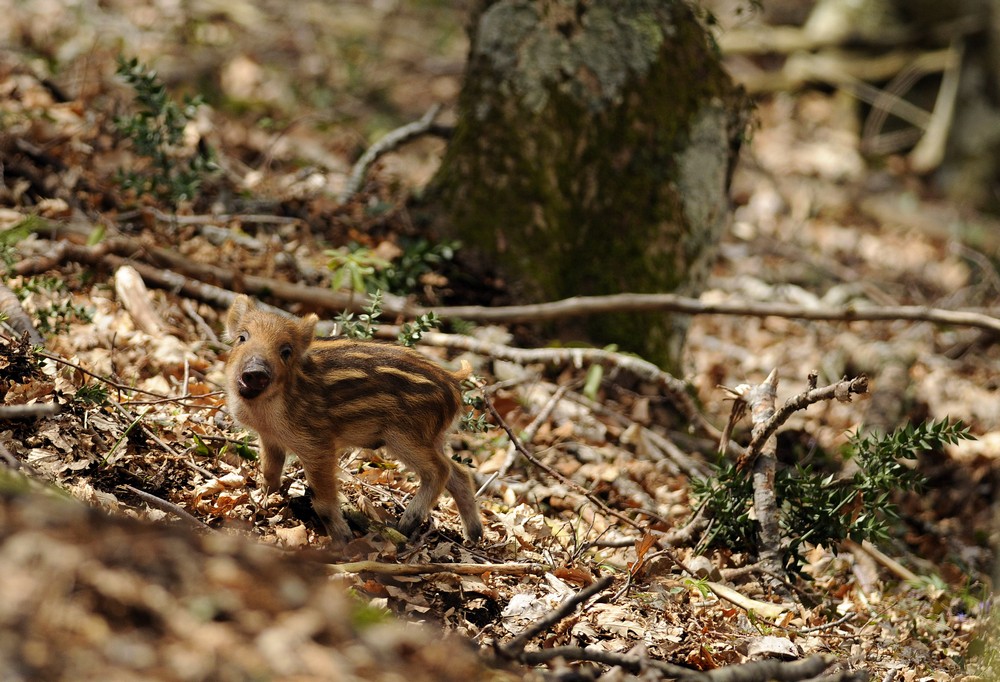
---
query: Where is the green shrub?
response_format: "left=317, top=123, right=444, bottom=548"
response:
left=114, top=55, right=217, bottom=205
left=692, top=418, right=975, bottom=573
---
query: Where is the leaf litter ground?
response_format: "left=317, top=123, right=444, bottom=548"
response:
left=0, top=2, right=996, bottom=680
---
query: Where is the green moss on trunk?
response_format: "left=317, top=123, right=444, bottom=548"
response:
left=425, top=0, right=747, bottom=370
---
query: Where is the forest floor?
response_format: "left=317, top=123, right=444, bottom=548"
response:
left=0, top=1, right=997, bottom=680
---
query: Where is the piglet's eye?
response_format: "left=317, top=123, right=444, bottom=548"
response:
left=235, top=332, right=248, bottom=345
left=279, top=343, right=293, bottom=361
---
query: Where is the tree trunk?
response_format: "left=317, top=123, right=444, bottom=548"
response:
left=422, top=0, right=748, bottom=371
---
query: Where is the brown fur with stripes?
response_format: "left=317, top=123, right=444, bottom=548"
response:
left=224, top=295, right=482, bottom=544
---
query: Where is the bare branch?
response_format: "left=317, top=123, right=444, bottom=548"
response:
left=737, top=374, right=869, bottom=471
left=403, top=328, right=719, bottom=443
left=704, top=655, right=838, bottom=682
left=340, top=104, right=442, bottom=203
left=743, top=370, right=786, bottom=583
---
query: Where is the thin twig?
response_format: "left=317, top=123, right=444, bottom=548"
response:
left=108, top=401, right=214, bottom=478
left=797, top=611, right=856, bottom=634
left=116, top=207, right=302, bottom=226
left=181, top=297, right=219, bottom=345
left=325, top=561, right=545, bottom=576
left=484, top=396, right=644, bottom=533
left=123, top=484, right=211, bottom=531
left=485, top=394, right=706, bottom=578
left=518, top=645, right=705, bottom=680
left=498, top=574, right=614, bottom=659
left=408, top=329, right=718, bottom=443
left=33, top=345, right=222, bottom=409
left=494, top=382, right=573, bottom=482
left=340, top=104, right=442, bottom=202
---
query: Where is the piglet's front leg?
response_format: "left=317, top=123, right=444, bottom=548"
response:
left=258, top=440, right=287, bottom=496
left=301, top=459, right=353, bottom=545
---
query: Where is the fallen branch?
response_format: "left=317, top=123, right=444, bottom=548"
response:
left=732, top=47, right=952, bottom=95
left=846, top=539, right=921, bottom=584
left=325, top=560, right=545, bottom=577
left=797, top=611, right=856, bottom=635
left=703, top=580, right=794, bottom=621
left=718, top=22, right=917, bottom=55
left=25, top=228, right=1000, bottom=336
left=908, top=39, right=963, bottom=172
left=116, top=207, right=302, bottom=227
left=515, top=642, right=840, bottom=682
left=115, top=264, right=167, bottom=335
left=409, top=292, right=1000, bottom=335
left=703, top=655, right=841, bottom=682
left=0, top=403, right=61, bottom=420
left=17, top=235, right=401, bottom=316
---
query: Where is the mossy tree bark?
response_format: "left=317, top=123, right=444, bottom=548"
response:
left=423, top=0, right=748, bottom=371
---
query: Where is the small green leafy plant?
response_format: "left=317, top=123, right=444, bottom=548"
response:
left=397, top=312, right=440, bottom=347
left=692, top=418, right=975, bottom=573
left=369, top=238, right=460, bottom=295
left=14, top=276, right=92, bottom=336
left=326, top=246, right=391, bottom=295
left=326, top=239, right=460, bottom=296
left=461, top=386, right=489, bottom=434
left=73, top=384, right=109, bottom=407
left=335, top=290, right=383, bottom=340
left=114, top=55, right=216, bottom=205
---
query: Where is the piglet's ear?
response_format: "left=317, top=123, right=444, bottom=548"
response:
left=225, top=295, right=254, bottom=341
left=299, top=313, right=319, bottom=345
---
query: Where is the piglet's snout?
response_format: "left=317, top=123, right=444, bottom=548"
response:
left=237, top=357, right=272, bottom=399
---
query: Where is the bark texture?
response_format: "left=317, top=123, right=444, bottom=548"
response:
left=425, top=0, right=747, bottom=370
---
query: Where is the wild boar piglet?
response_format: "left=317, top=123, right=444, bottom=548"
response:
left=224, top=295, right=483, bottom=544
